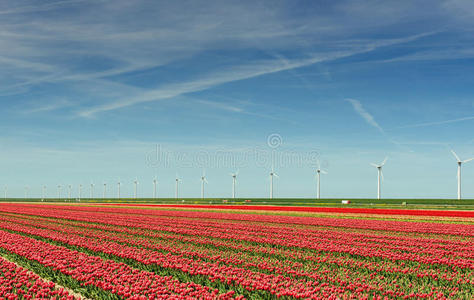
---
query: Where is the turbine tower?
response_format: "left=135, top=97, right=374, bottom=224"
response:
left=371, top=157, right=388, bottom=200
left=316, top=161, right=327, bottom=199
left=42, top=185, right=46, bottom=201
left=117, top=180, right=121, bottom=199
left=3, top=186, right=6, bottom=199
left=90, top=182, right=94, bottom=199
left=79, top=184, right=82, bottom=201
left=153, top=177, right=157, bottom=199
left=175, top=175, right=181, bottom=199
left=230, top=171, right=238, bottom=199
left=68, top=185, right=72, bottom=200
left=57, top=185, right=62, bottom=199
left=103, top=183, right=107, bottom=199
left=201, top=171, right=208, bottom=199
left=269, top=166, right=279, bottom=199
left=451, top=150, right=474, bottom=200
left=133, top=178, right=138, bottom=199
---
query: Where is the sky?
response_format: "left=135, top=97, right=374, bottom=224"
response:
left=1, top=0, right=474, bottom=199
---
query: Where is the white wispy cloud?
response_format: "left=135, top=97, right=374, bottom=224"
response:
left=196, top=100, right=244, bottom=113
left=0, top=0, right=447, bottom=117
left=0, top=0, right=468, bottom=123
left=23, top=99, right=73, bottom=114
left=77, top=53, right=344, bottom=117
left=346, top=98, right=384, bottom=133
left=0, top=0, right=96, bottom=15
left=78, top=31, right=438, bottom=117
left=397, top=115, right=474, bottom=129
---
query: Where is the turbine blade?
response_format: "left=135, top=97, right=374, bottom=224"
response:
left=381, top=170, right=384, bottom=181
left=381, top=157, right=388, bottom=166
left=370, top=163, right=379, bottom=168
left=274, top=173, right=279, bottom=178
left=463, top=158, right=474, bottom=163
left=451, top=150, right=461, bottom=162
left=321, top=170, right=328, bottom=174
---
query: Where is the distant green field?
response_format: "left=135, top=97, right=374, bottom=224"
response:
left=2, top=197, right=474, bottom=210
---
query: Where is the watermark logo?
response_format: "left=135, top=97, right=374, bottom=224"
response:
left=267, top=133, right=283, bottom=149
left=145, top=133, right=327, bottom=170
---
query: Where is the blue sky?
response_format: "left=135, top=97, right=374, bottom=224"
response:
left=1, top=0, right=474, bottom=199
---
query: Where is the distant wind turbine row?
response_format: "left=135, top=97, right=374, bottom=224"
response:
left=2, top=150, right=473, bottom=200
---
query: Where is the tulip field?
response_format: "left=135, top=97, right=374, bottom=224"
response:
left=0, top=203, right=472, bottom=299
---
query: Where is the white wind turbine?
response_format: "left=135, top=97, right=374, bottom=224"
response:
left=68, top=185, right=72, bottom=200
left=79, top=184, right=82, bottom=201
left=269, top=166, right=279, bottom=199
left=451, top=150, right=474, bottom=200
left=90, top=182, right=94, bottom=199
left=103, top=182, right=107, bottom=199
left=117, top=180, right=121, bottom=199
left=230, top=171, right=238, bottom=199
left=371, top=157, right=388, bottom=200
left=316, top=161, right=327, bottom=200
left=200, top=170, right=208, bottom=199
left=175, top=174, right=181, bottom=199
left=3, top=186, right=6, bottom=199
left=153, top=177, right=158, bottom=199
left=42, top=185, right=46, bottom=201
left=133, top=178, right=138, bottom=199
left=57, top=185, right=62, bottom=199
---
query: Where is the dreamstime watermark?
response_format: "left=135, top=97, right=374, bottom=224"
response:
left=145, top=134, right=329, bottom=170
left=267, top=133, right=283, bottom=149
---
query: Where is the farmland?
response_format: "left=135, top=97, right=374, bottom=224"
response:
left=0, top=203, right=472, bottom=299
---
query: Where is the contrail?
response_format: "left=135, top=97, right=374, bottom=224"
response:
left=398, top=116, right=474, bottom=129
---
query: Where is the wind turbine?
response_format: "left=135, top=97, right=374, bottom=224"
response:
left=269, top=166, right=279, bottom=199
left=103, top=182, right=107, bottom=199
left=316, top=161, right=327, bottom=199
left=90, top=182, right=94, bottom=199
left=68, top=185, right=72, bottom=200
left=153, top=177, right=158, bottom=199
left=117, top=180, right=121, bottom=199
left=79, top=184, right=82, bottom=201
left=230, top=171, right=238, bottom=199
left=451, top=150, right=474, bottom=200
left=24, top=186, right=29, bottom=199
left=201, top=170, right=208, bottom=199
left=133, top=178, right=138, bottom=199
left=57, top=185, right=62, bottom=199
left=371, top=157, right=388, bottom=200
left=3, top=186, right=6, bottom=200
left=42, top=185, right=46, bottom=201
left=175, top=174, right=181, bottom=199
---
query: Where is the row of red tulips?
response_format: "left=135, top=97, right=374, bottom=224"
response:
left=101, top=203, right=474, bottom=218
left=0, top=220, right=355, bottom=299
left=0, top=203, right=471, bottom=299
left=1, top=212, right=471, bottom=287
left=0, top=229, right=238, bottom=299
left=2, top=206, right=470, bottom=270
left=2, top=203, right=472, bottom=236
left=0, top=254, right=76, bottom=299
left=0, top=205, right=472, bottom=298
